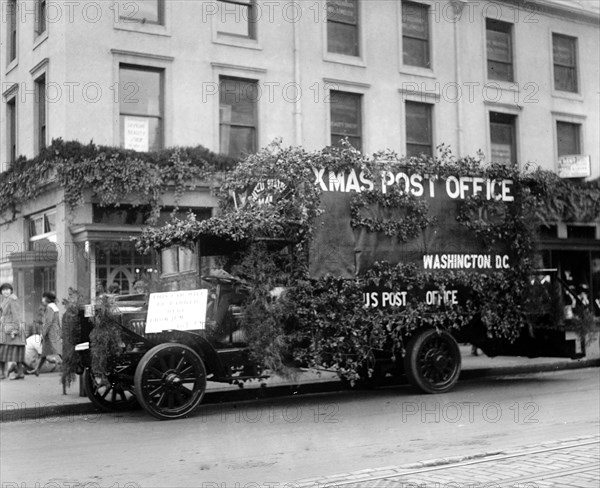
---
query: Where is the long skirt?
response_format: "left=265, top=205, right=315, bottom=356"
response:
left=0, top=344, right=25, bottom=363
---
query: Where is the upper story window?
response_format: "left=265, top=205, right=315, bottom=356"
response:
left=35, top=75, right=47, bottom=154
left=217, top=0, right=257, bottom=39
left=402, top=1, right=430, bottom=68
left=486, top=19, right=513, bottom=82
left=327, top=0, right=360, bottom=57
left=28, top=209, right=57, bottom=250
left=36, top=0, right=47, bottom=35
left=553, top=34, right=578, bottom=93
left=405, top=101, right=432, bottom=157
left=219, top=77, right=258, bottom=158
left=119, top=65, right=164, bottom=152
left=330, top=91, right=362, bottom=151
left=7, top=0, right=17, bottom=63
left=557, top=121, right=581, bottom=157
left=119, top=0, right=164, bottom=25
left=490, top=112, right=517, bottom=165
left=7, top=97, right=17, bottom=166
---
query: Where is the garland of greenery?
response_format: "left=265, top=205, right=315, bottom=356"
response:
left=135, top=141, right=598, bottom=380
left=0, top=139, right=237, bottom=224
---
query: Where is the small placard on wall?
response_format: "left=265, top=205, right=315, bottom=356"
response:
left=124, top=117, right=149, bottom=152
left=145, top=289, right=208, bottom=334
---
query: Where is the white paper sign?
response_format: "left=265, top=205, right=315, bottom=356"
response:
left=558, top=155, right=591, bottom=178
left=145, top=289, right=208, bottom=333
left=124, top=117, right=149, bottom=152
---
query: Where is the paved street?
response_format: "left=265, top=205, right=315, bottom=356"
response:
left=1, top=367, right=598, bottom=487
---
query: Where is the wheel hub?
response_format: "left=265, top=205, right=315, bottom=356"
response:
left=164, top=372, right=182, bottom=386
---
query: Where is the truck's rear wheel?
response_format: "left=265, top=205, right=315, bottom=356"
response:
left=134, top=343, right=206, bottom=420
left=404, top=328, right=461, bottom=394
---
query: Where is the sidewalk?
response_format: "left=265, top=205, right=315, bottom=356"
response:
left=1, top=336, right=598, bottom=422
left=292, top=435, right=600, bottom=487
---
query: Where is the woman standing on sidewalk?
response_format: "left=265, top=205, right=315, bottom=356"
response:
left=31, top=291, right=61, bottom=376
left=0, top=283, right=27, bottom=380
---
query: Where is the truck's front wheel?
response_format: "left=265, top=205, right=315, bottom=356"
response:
left=404, top=328, right=461, bottom=394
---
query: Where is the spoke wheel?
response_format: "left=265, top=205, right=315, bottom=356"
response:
left=404, top=328, right=461, bottom=394
left=84, top=368, right=138, bottom=412
left=134, top=343, right=207, bottom=420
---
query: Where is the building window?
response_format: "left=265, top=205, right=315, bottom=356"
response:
left=119, top=0, right=164, bottom=24
left=119, top=65, right=163, bottom=152
left=405, top=101, right=432, bottom=157
left=36, top=0, right=47, bottom=35
left=219, top=77, right=258, bottom=158
left=553, top=34, right=578, bottom=93
left=327, top=0, right=359, bottom=57
left=217, top=0, right=256, bottom=39
left=486, top=19, right=513, bottom=82
left=161, top=246, right=197, bottom=275
left=35, top=75, right=47, bottom=154
left=7, top=0, right=17, bottom=63
left=490, top=112, right=516, bottom=165
left=402, top=1, right=430, bottom=68
left=557, top=122, right=581, bottom=157
left=7, top=97, right=17, bottom=166
left=330, top=91, right=362, bottom=150
left=28, top=209, right=57, bottom=251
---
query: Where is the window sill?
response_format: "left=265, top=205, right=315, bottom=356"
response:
left=323, top=53, right=366, bottom=68
left=399, top=65, right=436, bottom=79
left=5, top=59, right=18, bottom=75
left=33, top=31, right=49, bottom=50
left=114, top=22, right=171, bottom=37
left=213, top=35, right=262, bottom=51
left=552, top=90, right=583, bottom=102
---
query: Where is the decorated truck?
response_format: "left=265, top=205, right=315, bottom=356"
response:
left=74, top=143, right=598, bottom=420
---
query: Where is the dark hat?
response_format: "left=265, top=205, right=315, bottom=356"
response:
left=0, top=283, right=14, bottom=292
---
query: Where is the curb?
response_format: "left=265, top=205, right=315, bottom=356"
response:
left=2, top=359, right=598, bottom=423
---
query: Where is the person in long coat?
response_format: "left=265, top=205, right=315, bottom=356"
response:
left=31, top=291, right=61, bottom=376
left=0, top=283, right=26, bottom=380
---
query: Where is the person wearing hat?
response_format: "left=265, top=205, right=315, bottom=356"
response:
left=30, top=291, right=61, bottom=376
left=0, top=283, right=26, bottom=380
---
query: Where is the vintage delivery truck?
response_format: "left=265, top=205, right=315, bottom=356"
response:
left=74, top=145, right=595, bottom=420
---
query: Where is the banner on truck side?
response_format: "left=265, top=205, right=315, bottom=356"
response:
left=145, top=289, right=208, bottom=333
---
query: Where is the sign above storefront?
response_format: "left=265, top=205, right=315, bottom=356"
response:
left=558, top=154, right=591, bottom=178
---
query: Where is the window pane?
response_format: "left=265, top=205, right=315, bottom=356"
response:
left=45, top=213, right=56, bottom=233
left=120, top=115, right=162, bottom=152
left=328, top=0, right=358, bottom=24
left=488, top=60, right=513, bottom=82
left=490, top=113, right=516, bottom=164
left=8, top=99, right=16, bottom=164
left=553, top=35, right=576, bottom=66
left=120, top=0, right=161, bottom=23
left=219, top=77, right=257, bottom=157
left=554, top=66, right=577, bottom=92
left=487, top=30, right=511, bottom=63
left=327, top=21, right=359, bottom=56
left=406, top=102, right=432, bottom=148
left=161, top=248, right=178, bottom=275
left=217, top=0, right=255, bottom=38
left=178, top=247, right=196, bottom=272
left=407, top=144, right=432, bottom=158
left=30, top=217, right=44, bottom=237
left=37, top=0, right=47, bottom=34
left=557, top=122, right=580, bottom=157
left=403, top=37, right=429, bottom=68
left=330, top=91, right=362, bottom=150
left=119, top=67, right=162, bottom=117
left=402, top=2, right=428, bottom=39
left=227, top=126, right=256, bottom=157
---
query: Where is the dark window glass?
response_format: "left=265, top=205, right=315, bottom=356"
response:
left=217, top=0, right=257, bottom=39
left=405, top=101, right=432, bottom=157
left=119, top=0, right=163, bottom=24
left=119, top=65, right=163, bottom=152
left=402, top=1, right=430, bottom=68
left=486, top=19, right=513, bottom=82
left=8, top=0, right=17, bottom=62
left=557, top=122, right=581, bottom=157
left=490, top=112, right=516, bottom=165
left=37, top=0, right=47, bottom=35
left=219, top=77, right=258, bottom=157
left=327, top=0, right=359, bottom=56
left=330, top=91, right=362, bottom=151
left=553, top=34, right=578, bottom=92
left=7, top=98, right=17, bottom=165
left=36, top=76, right=47, bottom=154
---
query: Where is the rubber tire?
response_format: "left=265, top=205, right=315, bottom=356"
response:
left=134, top=343, right=207, bottom=420
left=404, top=328, right=461, bottom=394
left=83, top=368, right=139, bottom=412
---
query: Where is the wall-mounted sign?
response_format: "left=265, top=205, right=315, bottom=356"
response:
left=558, top=155, right=591, bottom=178
left=145, top=289, right=208, bottom=333
left=124, top=117, right=149, bottom=152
